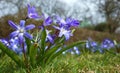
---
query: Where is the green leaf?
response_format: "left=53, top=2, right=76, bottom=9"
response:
left=29, top=43, right=38, bottom=67
left=46, top=41, right=86, bottom=64
left=54, top=36, right=65, bottom=45
left=40, top=28, right=46, bottom=55
left=37, top=28, right=47, bottom=65
left=43, top=43, right=62, bottom=59
left=0, top=42, right=24, bottom=67
left=44, top=36, right=65, bottom=58
left=25, top=37, right=32, bottom=55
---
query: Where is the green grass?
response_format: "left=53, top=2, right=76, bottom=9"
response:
left=0, top=52, right=120, bottom=73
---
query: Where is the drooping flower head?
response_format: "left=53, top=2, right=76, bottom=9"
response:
left=27, top=4, right=41, bottom=19
left=8, top=20, right=35, bottom=43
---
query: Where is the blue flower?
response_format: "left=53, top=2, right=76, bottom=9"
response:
left=66, top=17, right=80, bottom=27
left=27, top=4, right=41, bottom=19
left=53, top=26, right=72, bottom=40
left=101, top=38, right=115, bottom=50
left=0, top=38, right=9, bottom=47
left=0, top=37, right=26, bottom=54
left=86, top=38, right=99, bottom=52
left=41, top=14, right=53, bottom=26
left=9, top=37, right=26, bottom=54
left=86, top=40, right=98, bottom=49
left=8, top=20, right=35, bottom=43
left=46, top=29, right=54, bottom=43
left=73, top=46, right=80, bottom=55
left=55, top=16, right=79, bottom=29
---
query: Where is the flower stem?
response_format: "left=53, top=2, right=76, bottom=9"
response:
left=22, top=42, right=31, bottom=73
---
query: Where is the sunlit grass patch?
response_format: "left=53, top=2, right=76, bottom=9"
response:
left=0, top=52, right=120, bottom=73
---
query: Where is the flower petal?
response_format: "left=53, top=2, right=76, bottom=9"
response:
left=25, top=24, right=35, bottom=30
left=27, top=4, right=31, bottom=14
left=18, top=33, right=24, bottom=44
left=24, top=32, right=33, bottom=40
left=30, top=14, right=41, bottom=19
left=71, top=20, right=79, bottom=26
left=20, top=20, right=25, bottom=27
left=9, top=31, right=19, bottom=38
left=44, top=17, right=53, bottom=26
left=8, top=20, right=18, bottom=29
left=27, top=4, right=40, bottom=19
left=47, top=34, right=54, bottom=43
left=53, top=26, right=60, bottom=30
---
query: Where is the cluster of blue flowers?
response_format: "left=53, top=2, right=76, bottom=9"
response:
left=86, top=38, right=115, bottom=53
left=57, top=38, right=115, bottom=55
left=0, top=4, right=80, bottom=55
left=0, top=4, right=116, bottom=56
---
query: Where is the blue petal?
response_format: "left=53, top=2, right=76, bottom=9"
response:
left=24, top=32, right=33, bottom=40
left=53, top=26, right=60, bottom=30
left=30, top=14, right=40, bottom=19
left=64, top=33, right=70, bottom=40
left=18, top=33, right=24, bottom=44
left=8, top=20, right=18, bottom=29
left=20, top=20, right=25, bottom=27
left=47, top=34, right=54, bottom=43
left=71, top=20, right=79, bottom=26
left=9, top=31, right=19, bottom=38
left=44, top=17, right=53, bottom=26
left=58, top=31, right=63, bottom=37
left=25, top=24, right=35, bottom=30
left=27, top=4, right=31, bottom=14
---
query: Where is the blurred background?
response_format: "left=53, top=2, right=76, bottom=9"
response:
left=0, top=0, right=120, bottom=42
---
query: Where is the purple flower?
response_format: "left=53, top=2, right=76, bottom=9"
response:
left=66, top=17, right=80, bottom=27
left=0, top=38, right=9, bottom=47
left=101, top=38, right=115, bottom=50
left=73, top=46, right=80, bottom=55
left=86, top=40, right=98, bottom=48
left=0, top=37, right=26, bottom=54
left=55, top=16, right=80, bottom=29
left=8, top=20, right=35, bottom=43
left=41, top=14, right=53, bottom=26
left=53, top=26, right=72, bottom=40
left=86, top=38, right=99, bottom=52
left=9, top=37, right=26, bottom=54
left=44, top=17, right=53, bottom=26
left=46, top=29, right=54, bottom=43
left=27, top=4, right=40, bottom=19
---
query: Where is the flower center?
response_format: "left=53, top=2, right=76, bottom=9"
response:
left=19, top=28, right=24, bottom=33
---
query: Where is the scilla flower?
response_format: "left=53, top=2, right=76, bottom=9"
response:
left=55, top=16, right=79, bottom=29
left=8, top=20, right=35, bottom=43
left=9, top=37, right=26, bottom=54
left=53, top=26, right=73, bottom=40
left=41, top=14, right=53, bottom=26
left=27, top=4, right=41, bottom=19
left=101, top=38, right=115, bottom=50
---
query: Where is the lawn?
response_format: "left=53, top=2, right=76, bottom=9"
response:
left=0, top=51, right=120, bottom=73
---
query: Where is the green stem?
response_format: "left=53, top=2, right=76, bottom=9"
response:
left=22, top=42, right=30, bottom=73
